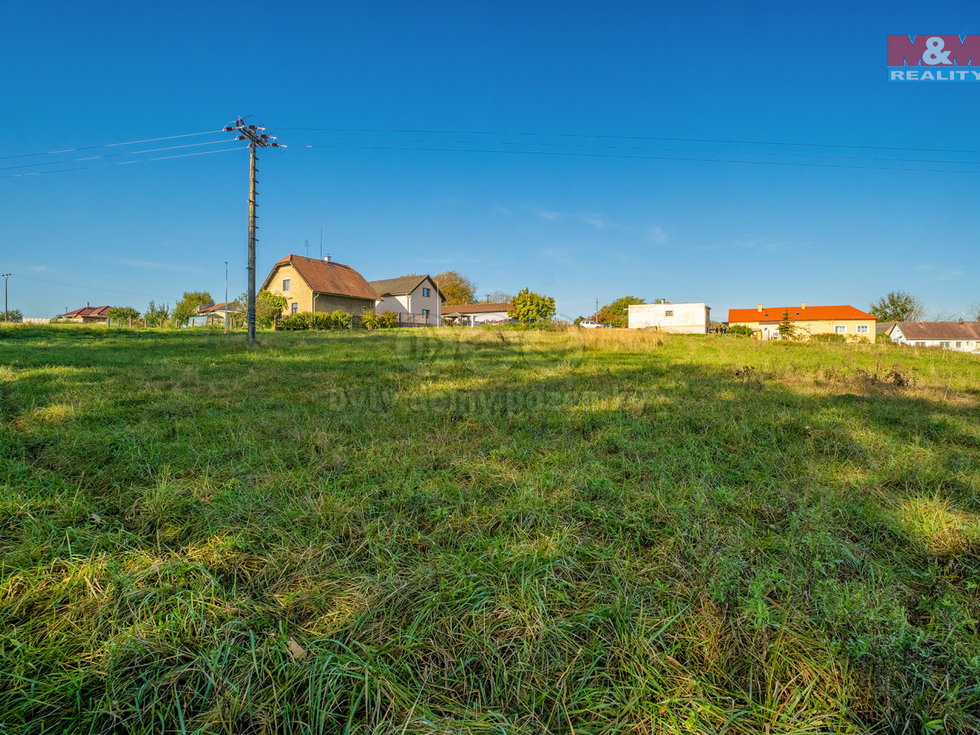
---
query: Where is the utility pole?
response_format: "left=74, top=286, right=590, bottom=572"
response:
left=224, top=118, right=282, bottom=345
left=1, top=274, right=10, bottom=321
left=224, top=261, right=229, bottom=334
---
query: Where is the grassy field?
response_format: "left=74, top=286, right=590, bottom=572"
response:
left=1, top=324, right=979, bottom=734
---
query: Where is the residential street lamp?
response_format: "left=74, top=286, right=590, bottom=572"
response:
left=1, top=274, right=10, bottom=322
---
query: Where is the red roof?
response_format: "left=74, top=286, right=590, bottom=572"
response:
left=63, top=305, right=113, bottom=319
left=728, top=305, right=876, bottom=323
left=262, top=255, right=378, bottom=301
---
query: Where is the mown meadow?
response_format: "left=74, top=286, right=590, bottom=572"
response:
left=1, top=324, right=979, bottom=733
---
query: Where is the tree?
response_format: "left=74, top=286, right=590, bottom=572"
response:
left=143, top=301, right=171, bottom=327
left=595, top=296, right=645, bottom=328
left=777, top=310, right=797, bottom=340
left=434, top=271, right=476, bottom=305
left=870, top=291, right=925, bottom=322
left=0, top=309, right=23, bottom=323
left=173, top=291, right=214, bottom=325
left=508, top=288, right=556, bottom=323
left=242, top=290, right=288, bottom=328
left=485, top=291, right=513, bottom=304
left=107, top=306, right=140, bottom=326
left=971, top=303, right=980, bottom=321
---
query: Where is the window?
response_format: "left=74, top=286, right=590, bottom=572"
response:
left=291, top=303, right=298, bottom=314
left=665, top=310, right=674, bottom=317
left=835, top=325, right=846, bottom=334
left=283, top=278, right=291, bottom=292
left=857, top=325, right=868, bottom=334
left=956, top=342, right=962, bottom=349
left=940, top=341, right=950, bottom=349
left=422, top=287, right=430, bottom=297
left=422, top=308, right=430, bottom=318
left=916, top=341, right=925, bottom=347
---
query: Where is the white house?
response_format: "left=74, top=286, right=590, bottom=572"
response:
left=889, top=321, right=980, bottom=353
left=628, top=302, right=710, bottom=333
left=442, top=302, right=511, bottom=326
left=368, top=275, right=444, bottom=326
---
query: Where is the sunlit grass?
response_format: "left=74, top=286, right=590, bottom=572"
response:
left=1, top=324, right=979, bottom=733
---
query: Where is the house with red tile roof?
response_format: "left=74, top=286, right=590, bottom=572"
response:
left=260, top=255, right=380, bottom=317
left=728, top=304, right=877, bottom=342
left=61, top=305, right=113, bottom=323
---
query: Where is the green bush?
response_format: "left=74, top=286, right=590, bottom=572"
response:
left=728, top=324, right=755, bottom=337
left=366, top=311, right=398, bottom=329
left=278, top=311, right=351, bottom=331
left=811, top=332, right=846, bottom=343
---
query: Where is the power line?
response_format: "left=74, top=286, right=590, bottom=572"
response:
left=280, top=126, right=980, bottom=156
left=0, top=129, right=227, bottom=162
left=0, top=146, right=246, bottom=179
left=0, top=138, right=231, bottom=172
left=293, top=134, right=980, bottom=167
left=298, top=143, right=980, bottom=175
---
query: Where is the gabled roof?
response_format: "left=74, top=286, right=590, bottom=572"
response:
left=262, top=255, right=379, bottom=301
left=728, top=305, right=876, bottom=323
left=443, top=302, right=512, bottom=316
left=63, top=305, right=112, bottom=319
left=195, top=302, right=240, bottom=314
left=876, top=320, right=896, bottom=335
left=369, top=275, right=444, bottom=300
left=894, top=321, right=980, bottom=340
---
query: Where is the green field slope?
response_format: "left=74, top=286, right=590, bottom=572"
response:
left=1, top=325, right=979, bottom=733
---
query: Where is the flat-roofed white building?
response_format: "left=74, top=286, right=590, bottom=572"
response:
left=628, top=302, right=710, bottom=333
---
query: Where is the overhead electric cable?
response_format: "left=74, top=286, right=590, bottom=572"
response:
left=299, top=143, right=980, bottom=175
left=0, top=129, right=227, bottom=161
left=281, top=126, right=980, bottom=156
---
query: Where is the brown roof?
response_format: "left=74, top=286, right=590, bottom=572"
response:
left=195, top=302, right=240, bottom=314
left=442, top=302, right=512, bottom=315
left=876, top=321, right=896, bottom=335
left=63, top=305, right=113, bottom=319
left=729, top=305, right=876, bottom=323
left=369, top=275, right=437, bottom=298
left=894, top=321, right=980, bottom=340
left=262, top=255, right=379, bottom=301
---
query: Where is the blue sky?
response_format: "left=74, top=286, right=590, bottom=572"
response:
left=2, top=0, right=978, bottom=320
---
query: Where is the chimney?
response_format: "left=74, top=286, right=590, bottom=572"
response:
left=757, top=303, right=763, bottom=312
left=86, top=301, right=90, bottom=307
left=801, top=302, right=806, bottom=310
left=324, top=254, right=331, bottom=263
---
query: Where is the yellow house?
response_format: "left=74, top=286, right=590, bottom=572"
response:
left=728, top=304, right=877, bottom=342
left=261, top=255, right=379, bottom=317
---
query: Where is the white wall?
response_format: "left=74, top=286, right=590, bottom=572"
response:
left=892, top=328, right=979, bottom=352
left=628, top=303, right=709, bottom=333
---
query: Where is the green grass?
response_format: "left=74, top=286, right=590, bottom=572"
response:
left=1, top=324, right=979, bottom=733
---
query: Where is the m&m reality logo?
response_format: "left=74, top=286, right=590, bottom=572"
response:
left=888, top=35, right=980, bottom=81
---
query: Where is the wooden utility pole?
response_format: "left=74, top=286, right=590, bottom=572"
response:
left=224, top=119, right=282, bottom=345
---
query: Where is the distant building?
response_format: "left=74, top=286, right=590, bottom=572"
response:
left=187, top=302, right=240, bottom=327
left=442, top=302, right=511, bottom=326
left=888, top=321, right=980, bottom=352
left=62, top=305, right=113, bottom=323
left=628, top=302, right=710, bottom=333
left=369, top=275, right=444, bottom=326
left=728, top=304, right=876, bottom=342
left=261, top=255, right=379, bottom=317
